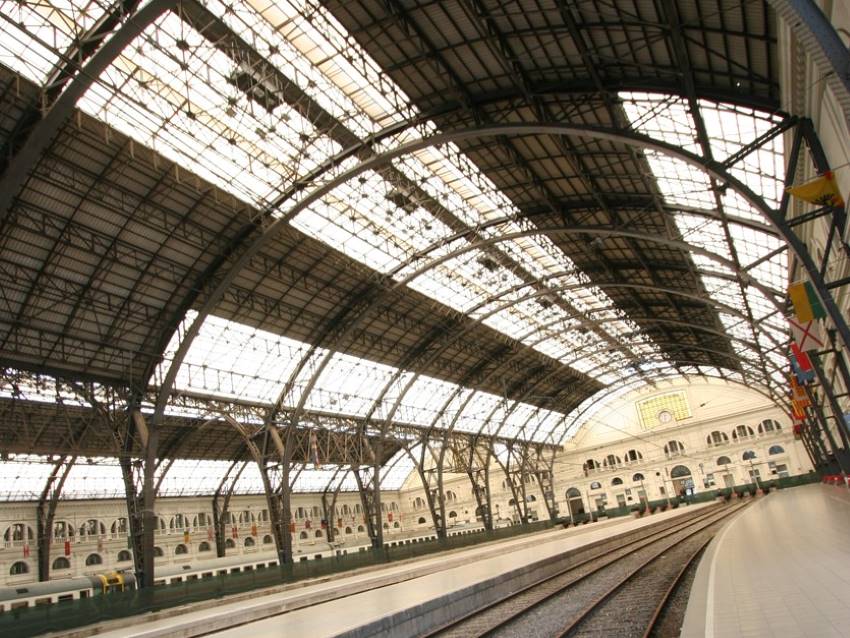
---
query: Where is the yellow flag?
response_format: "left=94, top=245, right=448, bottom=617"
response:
left=786, top=171, right=844, bottom=208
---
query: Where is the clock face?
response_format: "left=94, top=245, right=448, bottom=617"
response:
left=658, top=410, right=673, bottom=424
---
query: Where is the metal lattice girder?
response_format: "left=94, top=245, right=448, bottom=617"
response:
left=212, top=460, right=249, bottom=558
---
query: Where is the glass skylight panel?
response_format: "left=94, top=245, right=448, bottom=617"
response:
left=74, top=10, right=340, bottom=210
left=700, top=100, right=786, bottom=207
left=305, top=352, right=401, bottom=418
left=159, top=311, right=320, bottom=404
left=0, top=0, right=111, bottom=85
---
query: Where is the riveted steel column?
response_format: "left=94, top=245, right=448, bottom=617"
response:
left=36, top=455, right=76, bottom=581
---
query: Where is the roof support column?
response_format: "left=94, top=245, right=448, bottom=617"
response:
left=223, top=416, right=292, bottom=567
left=532, top=445, right=559, bottom=522
left=353, top=462, right=383, bottom=550
left=212, top=460, right=248, bottom=558
left=804, top=386, right=845, bottom=473
left=797, top=419, right=820, bottom=469
left=36, top=454, right=76, bottom=582
left=811, top=353, right=850, bottom=458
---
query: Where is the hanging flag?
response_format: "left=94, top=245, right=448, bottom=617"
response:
left=231, top=526, right=238, bottom=539
left=23, top=544, right=30, bottom=558
left=289, top=522, right=295, bottom=533
left=788, top=281, right=826, bottom=322
left=791, top=398, right=808, bottom=419
left=790, top=375, right=811, bottom=407
left=387, top=512, right=393, bottom=522
left=789, top=317, right=826, bottom=352
left=207, top=527, right=213, bottom=541
left=305, top=519, right=311, bottom=530
left=64, top=540, right=71, bottom=556
left=183, top=530, right=190, bottom=544
left=320, top=519, right=327, bottom=529
left=251, top=524, right=257, bottom=537
left=793, top=423, right=803, bottom=438
left=791, top=343, right=814, bottom=371
left=786, top=171, right=845, bottom=208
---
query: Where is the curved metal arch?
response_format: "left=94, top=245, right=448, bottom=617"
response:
left=572, top=342, right=785, bottom=393
left=153, top=120, right=834, bottom=435
left=554, top=371, right=790, bottom=447
left=400, top=224, right=786, bottom=307
left=0, top=0, right=178, bottom=228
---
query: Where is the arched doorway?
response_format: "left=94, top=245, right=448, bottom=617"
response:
left=670, top=465, right=693, bottom=496
left=565, top=488, right=585, bottom=518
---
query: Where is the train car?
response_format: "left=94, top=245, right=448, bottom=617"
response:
left=0, top=571, right=134, bottom=613
left=0, top=528, right=467, bottom=612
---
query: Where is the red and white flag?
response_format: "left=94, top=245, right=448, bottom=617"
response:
left=789, top=317, right=826, bottom=352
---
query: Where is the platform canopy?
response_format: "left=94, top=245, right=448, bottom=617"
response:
left=0, top=0, right=797, bottom=494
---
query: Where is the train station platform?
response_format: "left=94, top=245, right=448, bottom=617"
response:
left=682, top=483, right=850, bottom=638
left=75, top=502, right=714, bottom=638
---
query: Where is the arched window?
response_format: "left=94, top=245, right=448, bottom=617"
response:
left=3, top=523, right=33, bottom=543
left=393, top=522, right=400, bottom=528
left=194, top=513, right=210, bottom=529
left=357, top=525, right=365, bottom=532
left=624, top=449, right=643, bottom=463
left=52, top=521, right=74, bottom=540
left=612, top=477, right=623, bottom=486
left=263, top=535, right=273, bottom=544
left=413, top=497, right=425, bottom=510
left=566, top=487, right=581, bottom=498
left=445, top=490, right=457, bottom=502
left=259, top=510, right=269, bottom=522
left=9, top=561, right=28, bottom=575
left=603, top=454, right=621, bottom=467
left=448, top=511, right=457, bottom=519
left=299, top=531, right=308, bottom=539
left=768, top=445, right=785, bottom=455
left=296, top=507, right=306, bottom=519
left=315, top=529, right=323, bottom=538
left=52, top=557, right=71, bottom=570
left=111, top=518, right=128, bottom=535
left=154, top=546, right=165, bottom=557
left=707, top=431, right=728, bottom=446
left=225, top=539, right=235, bottom=549
left=732, top=425, right=755, bottom=440
left=670, top=465, right=692, bottom=478
left=169, top=514, right=187, bottom=530
left=528, top=494, right=537, bottom=501
left=81, top=519, right=105, bottom=537
left=508, top=498, right=516, bottom=506
left=743, top=450, right=757, bottom=460
left=244, top=537, right=255, bottom=547
left=583, top=459, right=600, bottom=472
left=759, top=419, right=782, bottom=433
left=198, top=542, right=211, bottom=552
left=85, top=553, right=103, bottom=566
left=345, top=527, right=353, bottom=534
left=342, top=504, right=351, bottom=515
left=664, top=441, right=685, bottom=456
left=417, top=517, right=427, bottom=525
left=175, top=544, right=188, bottom=555
left=632, top=473, right=645, bottom=482
left=590, top=481, right=602, bottom=490
left=383, top=522, right=389, bottom=529
left=717, top=456, right=732, bottom=466
left=355, top=504, right=362, bottom=514
left=117, top=550, right=132, bottom=562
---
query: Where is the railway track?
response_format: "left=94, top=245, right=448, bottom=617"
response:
left=423, top=501, right=745, bottom=638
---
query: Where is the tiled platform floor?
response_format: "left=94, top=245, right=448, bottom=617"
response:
left=682, top=483, right=850, bottom=638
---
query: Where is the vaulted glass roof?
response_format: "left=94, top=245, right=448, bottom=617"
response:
left=0, top=0, right=800, bottom=499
